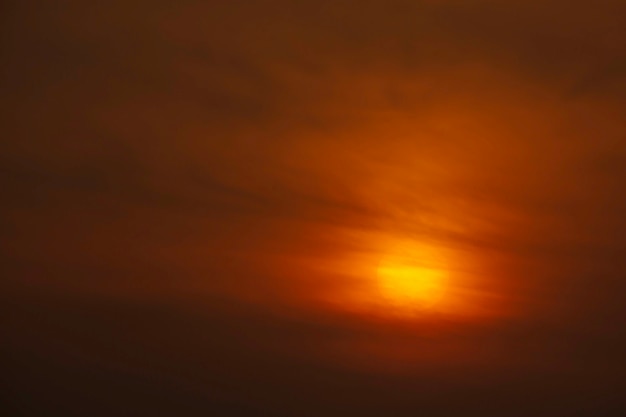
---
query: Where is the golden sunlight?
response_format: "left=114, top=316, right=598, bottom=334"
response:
left=377, top=263, right=447, bottom=308
left=320, top=232, right=495, bottom=320
left=375, top=240, right=449, bottom=312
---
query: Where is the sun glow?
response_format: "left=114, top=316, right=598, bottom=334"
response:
left=378, top=264, right=447, bottom=308
left=376, top=241, right=449, bottom=312
left=320, top=233, right=494, bottom=319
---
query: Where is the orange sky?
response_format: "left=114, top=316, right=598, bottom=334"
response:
left=3, top=1, right=626, bottom=416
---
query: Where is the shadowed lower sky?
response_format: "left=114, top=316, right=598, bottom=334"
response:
left=2, top=1, right=626, bottom=416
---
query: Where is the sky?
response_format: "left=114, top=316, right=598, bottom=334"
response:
left=2, top=1, right=626, bottom=416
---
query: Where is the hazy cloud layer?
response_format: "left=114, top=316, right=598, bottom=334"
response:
left=3, top=1, right=626, bottom=416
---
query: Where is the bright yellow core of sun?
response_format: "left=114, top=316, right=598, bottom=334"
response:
left=377, top=261, right=447, bottom=309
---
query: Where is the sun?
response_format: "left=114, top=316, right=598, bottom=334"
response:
left=378, top=265, right=446, bottom=307
left=376, top=244, right=448, bottom=310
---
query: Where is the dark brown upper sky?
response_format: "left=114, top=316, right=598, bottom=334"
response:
left=3, top=1, right=626, bottom=416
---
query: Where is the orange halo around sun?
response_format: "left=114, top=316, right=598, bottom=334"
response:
left=321, top=233, right=493, bottom=319
left=376, top=243, right=449, bottom=312
left=377, top=263, right=447, bottom=309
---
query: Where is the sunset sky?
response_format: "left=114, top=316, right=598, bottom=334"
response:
left=3, top=1, right=626, bottom=416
